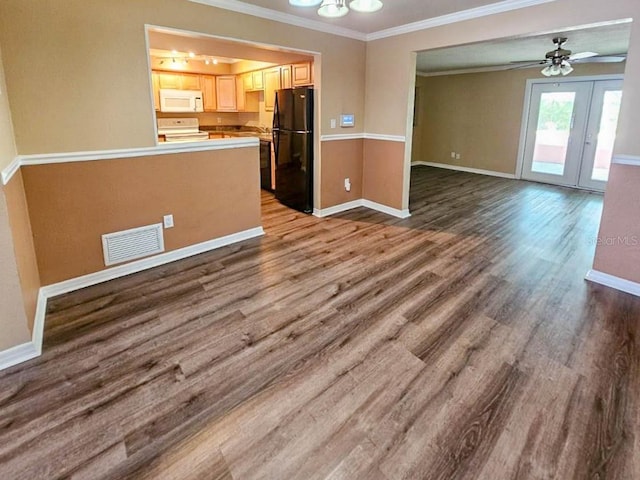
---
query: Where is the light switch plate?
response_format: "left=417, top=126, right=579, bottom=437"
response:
left=330, top=119, right=337, bottom=129
left=163, top=215, right=174, bottom=229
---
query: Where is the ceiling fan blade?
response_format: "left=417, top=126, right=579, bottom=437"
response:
left=570, top=51, right=598, bottom=60
left=573, top=55, right=627, bottom=63
left=509, top=59, right=546, bottom=65
left=507, top=62, right=547, bottom=70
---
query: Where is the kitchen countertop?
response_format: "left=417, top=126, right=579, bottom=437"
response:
left=200, top=126, right=272, bottom=142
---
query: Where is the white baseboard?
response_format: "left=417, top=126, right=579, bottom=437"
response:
left=412, top=161, right=517, bottom=180
left=585, top=269, right=640, bottom=297
left=313, top=200, right=364, bottom=217
left=0, top=226, right=265, bottom=371
left=41, top=227, right=264, bottom=298
left=0, top=341, right=40, bottom=371
left=314, top=199, right=410, bottom=219
left=362, top=199, right=411, bottom=219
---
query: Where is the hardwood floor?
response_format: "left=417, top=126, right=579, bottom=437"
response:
left=1, top=166, right=639, bottom=479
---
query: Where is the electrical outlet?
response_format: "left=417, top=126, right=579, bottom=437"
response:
left=451, top=151, right=456, bottom=158
left=163, top=214, right=174, bottom=229
left=456, top=153, right=461, bottom=160
left=330, top=119, right=337, bottom=129
left=344, top=178, right=351, bottom=192
left=217, top=117, right=222, bottom=124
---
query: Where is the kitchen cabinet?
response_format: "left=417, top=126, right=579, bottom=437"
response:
left=157, top=72, right=202, bottom=91
left=236, top=76, right=246, bottom=112
left=243, top=73, right=254, bottom=92
left=252, top=71, right=264, bottom=90
left=157, top=72, right=181, bottom=90
left=216, top=75, right=237, bottom=111
left=292, top=62, right=313, bottom=86
left=152, top=72, right=160, bottom=111
left=201, top=75, right=217, bottom=112
left=181, top=73, right=201, bottom=91
left=281, top=65, right=292, bottom=89
left=264, top=67, right=281, bottom=112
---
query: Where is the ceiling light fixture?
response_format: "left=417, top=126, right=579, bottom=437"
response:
left=291, top=0, right=382, bottom=18
left=349, top=0, right=383, bottom=12
left=318, top=0, right=349, bottom=18
left=541, top=58, right=574, bottom=77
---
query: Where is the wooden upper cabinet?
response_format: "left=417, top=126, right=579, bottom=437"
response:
left=236, top=75, right=246, bottom=112
left=216, top=75, right=237, bottom=111
left=264, top=67, right=281, bottom=112
left=181, top=73, right=201, bottom=91
left=280, top=65, right=292, bottom=90
left=243, top=73, right=254, bottom=92
left=252, top=71, right=264, bottom=90
left=151, top=72, right=160, bottom=111
left=157, top=72, right=202, bottom=91
left=292, top=62, right=313, bottom=86
left=157, top=72, right=181, bottom=90
left=201, top=75, right=217, bottom=112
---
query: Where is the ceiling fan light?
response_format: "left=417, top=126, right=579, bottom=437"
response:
left=349, top=0, right=383, bottom=13
left=318, top=0, right=349, bottom=17
left=560, top=61, right=574, bottom=76
left=541, top=64, right=562, bottom=77
left=289, top=0, right=322, bottom=6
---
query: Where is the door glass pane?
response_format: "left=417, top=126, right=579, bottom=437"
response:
left=591, top=90, right=622, bottom=182
left=532, top=92, right=576, bottom=176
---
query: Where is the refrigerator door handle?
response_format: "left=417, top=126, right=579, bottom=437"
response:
left=273, top=130, right=279, bottom=166
left=273, top=92, right=280, bottom=130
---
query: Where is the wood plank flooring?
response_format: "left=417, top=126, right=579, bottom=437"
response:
left=1, top=166, right=639, bottom=479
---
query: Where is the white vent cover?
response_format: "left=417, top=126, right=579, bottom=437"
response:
left=102, top=223, right=165, bottom=266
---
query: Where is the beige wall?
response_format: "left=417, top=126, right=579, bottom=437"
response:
left=0, top=43, right=16, bottom=169
left=0, top=42, right=32, bottom=350
left=320, top=139, right=364, bottom=208
left=413, top=63, right=625, bottom=174
left=0, top=0, right=365, bottom=155
left=0, top=185, right=31, bottom=350
left=363, top=139, right=405, bottom=210
left=593, top=164, right=640, bottom=283
left=21, top=148, right=262, bottom=285
left=4, top=170, right=40, bottom=330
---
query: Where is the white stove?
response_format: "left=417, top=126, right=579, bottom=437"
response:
left=157, top=118, right=209, bottom=143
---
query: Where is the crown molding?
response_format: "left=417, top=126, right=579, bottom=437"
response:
left=366, top=0, right=557, bottom=41
left=417, top=63, right=540, bottom=77
left=189, top=0, right=556, bottom=42
left=189, top=0, right=367, bottom=41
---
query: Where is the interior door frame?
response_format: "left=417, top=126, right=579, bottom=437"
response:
left=515, top=74, right=624, bottom=185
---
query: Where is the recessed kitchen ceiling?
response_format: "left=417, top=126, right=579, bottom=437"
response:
left=191, top=0, right=534, bottom=35
left=417, top=21, right=632, bottom=74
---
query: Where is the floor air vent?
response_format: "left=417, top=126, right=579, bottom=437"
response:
left=102, top=223, right=165, bottom=266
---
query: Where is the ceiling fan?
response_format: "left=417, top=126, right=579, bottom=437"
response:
left=511, top=37, right=626, bottom=76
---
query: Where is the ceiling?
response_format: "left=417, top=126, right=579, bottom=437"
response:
left=416, top=22, right=632, bottom=74
left=191, top=0, right=529, bottom=36
left=148, top=29, right=313, bottom=64
left=194, top=0, right=544, bottom=41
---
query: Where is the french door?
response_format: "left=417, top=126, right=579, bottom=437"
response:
left=521, top=78, right=623, bottom=191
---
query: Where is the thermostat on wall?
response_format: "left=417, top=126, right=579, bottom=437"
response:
left=340, top=114, right=355, bottom=128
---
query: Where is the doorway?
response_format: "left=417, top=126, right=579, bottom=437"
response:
left=520, top=77, right=623, bottom=190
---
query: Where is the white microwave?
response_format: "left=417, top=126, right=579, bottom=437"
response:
left=159, top=89, right=204, bottom=113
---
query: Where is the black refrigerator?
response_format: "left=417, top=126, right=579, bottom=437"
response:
left=273, top=87, right=314, bottom=213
